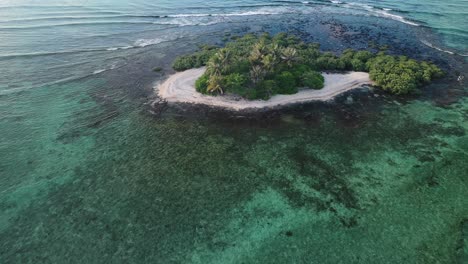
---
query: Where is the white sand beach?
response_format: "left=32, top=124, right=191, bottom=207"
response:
left=157, top=67, right=373, bottom=111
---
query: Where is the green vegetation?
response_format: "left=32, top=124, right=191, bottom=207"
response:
left=195, top=73, right=210, bottom=94
left=172, top=33, right=443, bottom=99
left=303, top=71, right=325, bottom=90
left=172, top=45, right=219, bottom=71
left=367, top=54, right=444, bottom=94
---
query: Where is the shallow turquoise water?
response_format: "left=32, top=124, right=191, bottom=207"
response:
left=0, top=0, right=467, bottom=263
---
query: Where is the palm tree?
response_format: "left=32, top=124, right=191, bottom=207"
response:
left=261, top=54, right=276, bottom=74
left=207, top=48, right=231, bottom=75
left=254, top=42, right=268, bottom=55
left=249, top=42, right=268, bottom=64
left=214, top=48, right=231, bottom=73
left=262, top=44, right=282, bottom=73
left=207, top=58, right=222, bottom=76
left=250, top=65, right=266, bottom=85
left=269, top=44, right=282, bottom=60
left=281, top=47, right=299, bottom=67
left=207, top=75, right=224, bottom=94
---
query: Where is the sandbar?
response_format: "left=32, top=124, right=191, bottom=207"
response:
left=157, top=67, right=373, bottom=111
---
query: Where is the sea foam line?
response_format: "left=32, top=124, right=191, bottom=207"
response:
left=106, top=46, right=133, bottom=51
left=0, top=37, right=172, bottom=59
left=92, top=63, right=118, bottom=75
left=341, top=1, right=419, bottom=26
left=421, top=39, right=454, bottom=55
left=165, top=10, right=283, bottom=18
left=420, top=39, right=468, bottom=56
left=0, top=20, right=156, bottom=30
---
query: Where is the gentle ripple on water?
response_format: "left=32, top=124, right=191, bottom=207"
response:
left=0, top=1, right=467, bottom=262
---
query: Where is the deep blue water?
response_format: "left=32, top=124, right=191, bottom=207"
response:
left=0, top=1, right=467, bottom=263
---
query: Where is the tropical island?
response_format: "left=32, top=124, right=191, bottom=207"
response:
left=158, top=33, right=444, bottom=110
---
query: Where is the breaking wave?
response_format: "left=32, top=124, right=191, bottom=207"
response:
left=338, top=1, right=420, bottom=26
left=421, top=40, right=468, bottom=56
left=275, top=0, right=420, bottom=26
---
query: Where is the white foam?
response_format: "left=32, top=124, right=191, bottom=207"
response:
left=0, top=86, right=31, bottom=96
left=92, top=63, right=119, bottom=75
left=93, top=69, right=106, bottom=74
left=134, top=38, right=164, bottom=47
left=222, top=10, right=282, bottom=16
left=421, top=39, right=455, bottom=55
left=167, top=13, right=210, bottom=18
left=154, top=9, right=285, bottom=27
left=341, top=2, right=419, bottom=26
left=155, top=18, right=219, bottom=27
left=373, top=9, right=419, bottom=26
left=106, top=46, right=133, bottom=51
left=166, top=9, right=283, bottom=19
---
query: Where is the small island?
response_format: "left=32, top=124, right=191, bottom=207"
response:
left=158, top=33, right=443, bottom=110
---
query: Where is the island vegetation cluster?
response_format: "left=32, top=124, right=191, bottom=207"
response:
left=172, top=33, right=443, bottom=100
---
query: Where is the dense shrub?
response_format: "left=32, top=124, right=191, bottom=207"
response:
left=223, top=73, right=248, bottom=94
left=367, top=54, right=444, bottom=94
left=257, top=80, right=278, bottom=100
left=372, top=72, right=417, bottom=94
left=350, top=58, right=367, bottom=71
left=290, top=64, right=312, bottom=86
left=195, top=74, right=210, bottom=94
left=275, top=71, right=298, bottom=94
left=172, top=55, right=196, bottom=71
left=316, top=54, right=345, bottom=70
left=244, top=88, right=258, bottom=100
left=231, top=59, right=250, bottom=74
left=303, top=71, right=325, bottom=90
left=172, top=47, right=219, bottom=71
left=354, top=50, right=373, bottom=62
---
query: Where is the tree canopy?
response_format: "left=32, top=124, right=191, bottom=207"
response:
left=172, top=33, right=443, bottom=99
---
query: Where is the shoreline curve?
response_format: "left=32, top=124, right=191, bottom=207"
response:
left=157, top=67, right=373, bottom=111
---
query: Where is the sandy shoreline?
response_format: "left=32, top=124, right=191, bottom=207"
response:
left=157, top=67, right=373, bottom=111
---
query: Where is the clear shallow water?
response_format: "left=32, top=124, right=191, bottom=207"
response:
left=0, top=0, right=467, bottom=263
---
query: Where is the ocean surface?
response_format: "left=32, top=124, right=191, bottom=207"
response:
left=0, top=0, right=467, bottom=263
